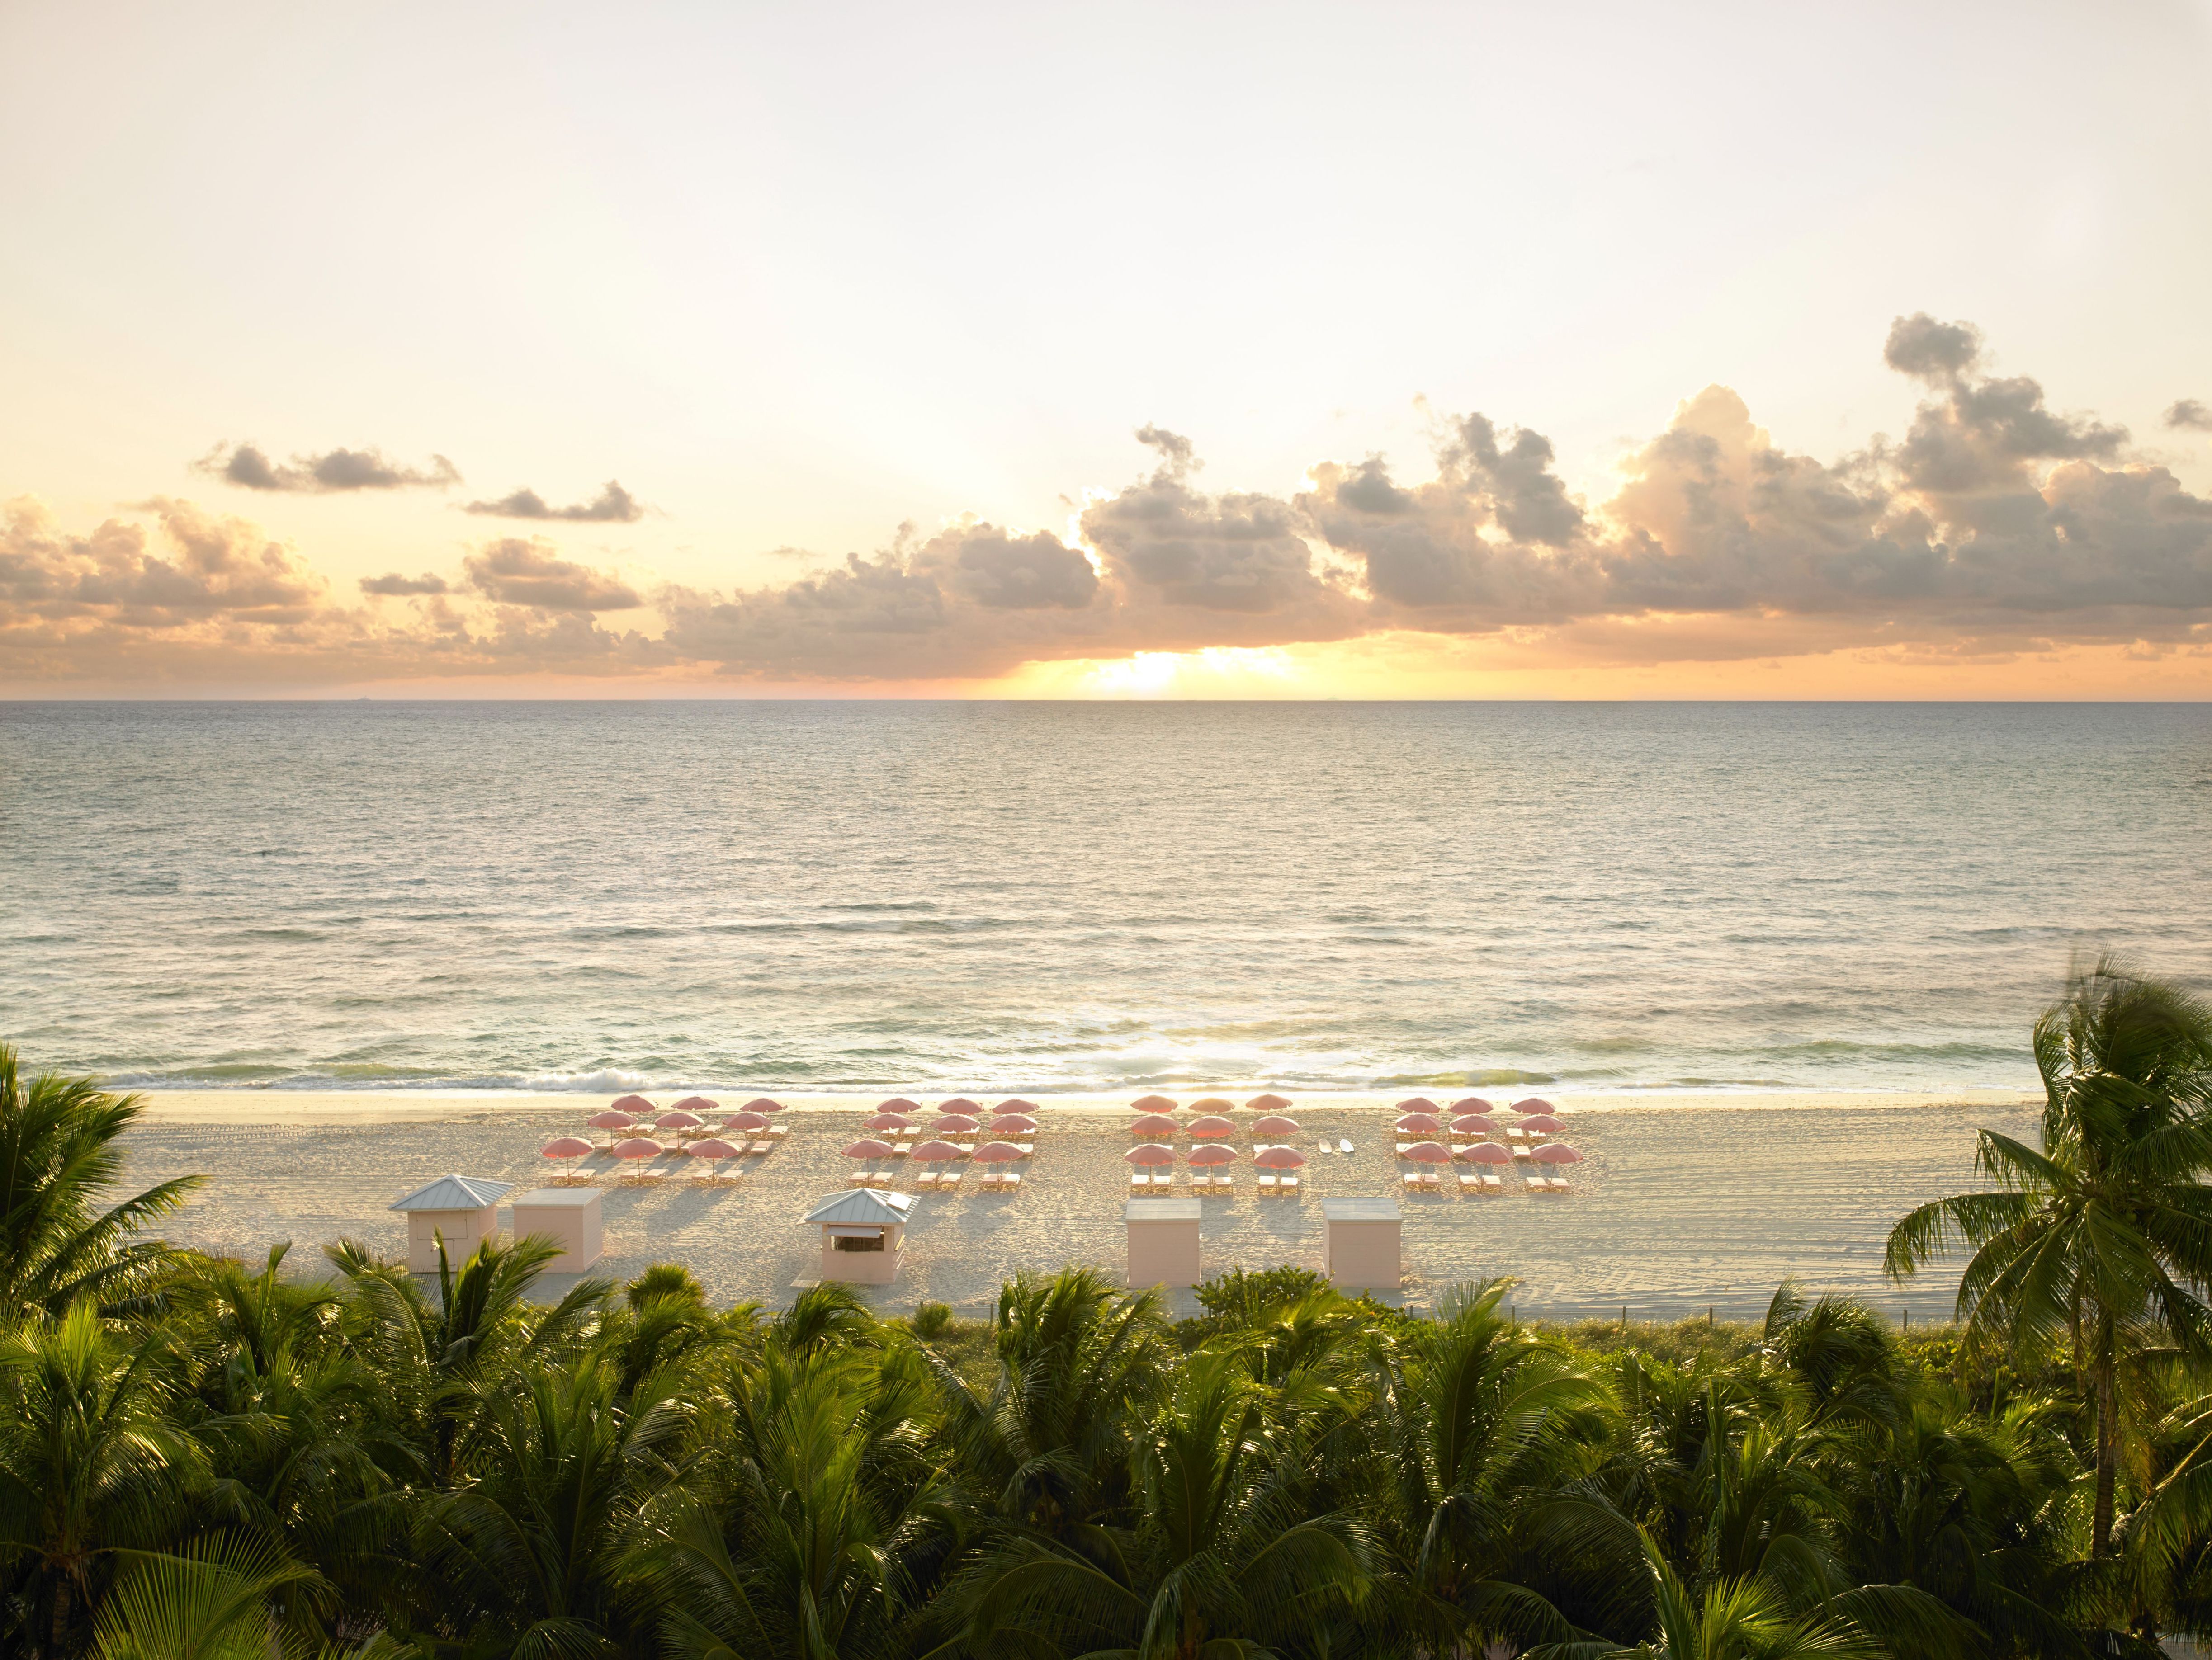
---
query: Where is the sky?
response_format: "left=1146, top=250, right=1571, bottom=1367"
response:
left=3, top=0, right=2210, bottom=698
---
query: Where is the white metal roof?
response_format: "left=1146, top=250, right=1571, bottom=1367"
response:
left=802, top=1188, right=915, bottom=1225
left=389, top=1174, right=513, bottom=1212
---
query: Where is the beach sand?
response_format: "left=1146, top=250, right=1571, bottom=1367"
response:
left=120, top=1089, right=2040, bottom=1320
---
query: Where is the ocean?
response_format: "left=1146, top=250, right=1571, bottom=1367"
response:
left=5, top=700, right=2209, bottom=1097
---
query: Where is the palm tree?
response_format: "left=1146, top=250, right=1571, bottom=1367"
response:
left=0, top=1047, right=203, bottom=1321
left=1527, top=1535, right=1887, bottom=1660
left=1886, top=955, right=2212, bottom=1555
left=87, top=1533, right=324, bottom=1660
left=0, top=1300, right=207, bottom=1656
left=959, top=1346, right=1371, bottom=1660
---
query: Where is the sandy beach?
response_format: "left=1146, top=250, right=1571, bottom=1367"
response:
left=117, top=1089, right=2040, bottom=1319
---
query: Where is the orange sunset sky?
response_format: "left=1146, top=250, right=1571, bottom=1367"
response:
left=3, top=3, right=2209, bottom=699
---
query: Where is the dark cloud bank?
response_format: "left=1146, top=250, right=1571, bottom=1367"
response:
left=195, top=443, right=461, bottom=494
left=463, top=480, right=644, bottom=523
left=9, top=317, right=2210, bottom=685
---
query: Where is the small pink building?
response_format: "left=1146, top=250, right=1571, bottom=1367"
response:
left=389, top=1174, right=512, bottom=1273
left=1125, top=1196, right=1202, bottom=1290
left=509, top=1187, right=604, bottom=1273
left=1322, top=1196, right=1401, bottom=1291
left=803, top=1188, right=915, bottom=1284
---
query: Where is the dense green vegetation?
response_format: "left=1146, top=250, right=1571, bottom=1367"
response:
left=6, top=956, right=2212, bottom=1658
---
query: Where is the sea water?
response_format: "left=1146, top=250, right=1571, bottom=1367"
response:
left=3, top=701, right=2208, bottom=1095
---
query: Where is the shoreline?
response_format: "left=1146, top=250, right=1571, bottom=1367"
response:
left=130, top=1085, right=2042, bottom=1126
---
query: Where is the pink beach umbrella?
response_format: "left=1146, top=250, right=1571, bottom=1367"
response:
left=1460, top=1141, right=1513, bottom=1164
left=1130, top=1094, right=1177, bottom=1113
left=610, top=1136, right=662, bottom=1161
left=1253, top=1145, right=1307, bottom=1170
left=878, top=1097, right=919, bottom=1113
left=1187, top=1143, right=1236, bottom=1167
left=997, top=1098, right=1039, bottom=1113
left=586, top=1110, right=635, bottom=1130
left=1395, top=1112, right=1445, bottom=1134
left=723, top=1111, right=771, bottom=1133
left=1251, top=1114, right=1300, bottom=1137
left=1186, top=1114, right=1237, bottom=1139
left=1129, top=1113, right=1180, bottom=1138
left=1519, top=1114, right=1567, bottom=1136
left=672, top=1095, right=718, bottom=1113
left=863, top=1112, right=916, bottom=1132
left=974, top=1141, right=1026, bottom=1163
left=989, top=1113, right=1038, bottom=1134
left=686, top=1138, right=742, bottom=1160
left=1452, top=1096, right=1494, bottom=1114
left=1246, top=1092, right=1291, bottom=1112
left=611, top=1094, right=653, bottom=1114
left=1189, top=1096, right=1235, bottom=1114
left=1531, top=1142, right=1584, bottom=1165
left=1401, top=1141, right=1452, bottom=1164
left=1512, top=1097, right=1556, bottom=1114
left=656, top=1109, right=704, bottom=1131
left=932, top=1113, right=981, bottom=1133
left=911, top=1139, right=967, bottom=1162
left=1451, top=1114, right=1500, bottom=1136
left=540, top=1135, right=592, bottom=1170
left=1125, top=1143, right=1176, bottom=1167
left=841, top=1138, right=896, bottom=1160
left=744, top=1097, right=785, bottom=1113
left=940, top=1097, right=981, bottom=1113
left=1397, top=1096, right=1441, bottom=1114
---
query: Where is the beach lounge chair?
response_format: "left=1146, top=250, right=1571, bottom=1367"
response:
left=847, top=1171, right=872, bottom=1188
left=915, top=1170, right=939, bottom=1190
left=1014, top=1141, right=1034, bottom=1155
left=1458, top=1171, right=1481, bottom=1193
left=1187, top=1173, right=1210, bottom=1191
left=1130, top=1170, right=1149, bottom=1190
left=892, top=1141, right=912, bottom=1157
left=1483, top=1173, right=1502, bottom=1192
left=765, top=1122, right=790, bottom=1140
left=1257, top=1172, right=1277, bottom=1192
left=1213, top=1174, right=1234, bottom=1191
left=1279, top=1174, right=1299, bottom=1195
left=1526, top=1176, right=1548, bottom=1193
left=1546, top=1176, right=1571, bottom=1193
left=1002, top=1170, right=1023, bottom=1191
left=1512, top=1145, right=1531, bottom=1161
left=1418, top=1170, right=1439, bottom=1189
left=939, top=1168, right=964, bottom=1191
left=746, top=1139, right=773, bottom=1155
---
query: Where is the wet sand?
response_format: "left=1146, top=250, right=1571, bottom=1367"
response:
left=121, top=1090, right=2040, bottom=1319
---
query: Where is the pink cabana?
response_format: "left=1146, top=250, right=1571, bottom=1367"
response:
left=1186, top=1114, right=1236, bottom=1139
left=540, top=1135, right=593, bottom=1164
left=1253, top=1146, right=1307, bottom=1169
left=610, top=1137, right=662, bottom=1160
left=1246, top=1092, right=1291, bottom=1112
left=1129, top=1113, right=1180, bottom=1138
left=997, top=1098, right=1039, bottom=1113
left=1400, top=1141, right=1451, bottom=1164
left=1131, top=1094, right=1177, bottom=1113
left=611, top=1094, right=653, bottom=1114
left=1512, top=1097, right=1556, bottom=1114
left=656, top=1110, right=704, bottom=1130
left=878, top=1097, right=919, bottom=1113
left=1450, top=1114, right=1500, bottom=1136
left=1452, top=1096, right=1494, bottom=1113
left=1395, top=1113, right=1445, bottom=1134
left=586, top=1110, right=634, bottom=1130
left=744, top=1097, right=785, bottom=1113
left=988, top=1113, right=1038, bottom=1134
left=1125, top=1143, right=1176, bottom=1166
left=931, top=1113, right=981, bottom=1133
left=672, top=1095, right=718, bottom=1113
left=911, top=1139, right=967, bottom=1162
left=1459, top=1142, right=1513, bottom=1164
left=723, top=1111, right=771, bottom=1132
left=841, top=1138, right=896, bottom=1160
left=974, top=1141, right=1026, bottom=1163
left=1396, top=1096, right=1440, bottom=1113
left=1531, top=1142, right=1584, bottom=1165
left=1519, top=1114, right=1567, bottom=1136
left=1251, top=1114, right=1300, bottom=1137
left=1187, top=1143, right=1236, bottom=1167
left=1189, top=1096, right=1234, bottom=1113
left=686, top=1138, right=742, bottom=1160
left=863, top=1112, right=916, bottom=1132
left=940, top=1097, right=981, bottom=1113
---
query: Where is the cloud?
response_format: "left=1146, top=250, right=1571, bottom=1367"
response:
left=360, top=572, right=450, bottom=596
left=463, top=540, right=643, bottom=610
left=462, top=480, right=645, bottom=523
left=2166, top=400, right=2212, bottom=433
left=195, top=443, right=460, bottom=493
left=14, top=315, right=2212, bottom=688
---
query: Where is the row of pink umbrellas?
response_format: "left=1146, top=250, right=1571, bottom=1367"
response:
left=873, top=1096, right=1039, bottom=1113
left=1396, top=1140, right=1583, bottom=1167
left=1395, top=1110, right=1566, bottom=1136
left=845, top=1138, right=1026, bottom=1164
left=860, top=1110, right=1037, bottom=1134
left=1130, top=1112, right=1300, bottom=1138
left=1128, top=1143, right=1306, bottom=1169
left=1126, top=1093, right=1290, bottom=1112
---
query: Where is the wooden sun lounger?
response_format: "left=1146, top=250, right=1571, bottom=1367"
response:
left=1545, top=1176, right=1571, bottom=1192
left=1457, top=1171, right=1482, bottom=1192
left=1402, top=1170, right=1420, bottom=1189
left=746, top=1140, right=773, bottom=1156
left=915, top=1170, right=938, bottom=1189
left=1527, top=1176, right=1555, bottom=1193
left=891, top=1142, right=912, bottom=1157
left=765, top=1122, right=790, bottom=1138
left=1130, top=1170, right=1149, bottom=1189
left=1418, top=1170, right=1439, bottom=1188
left=937, top=1168, right=964, bottom=1191
left=1482, top=1173, right=1502, bottom=1192
left=1277, top=1174, right=1298, bottom=1195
